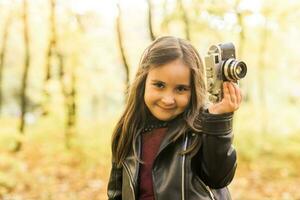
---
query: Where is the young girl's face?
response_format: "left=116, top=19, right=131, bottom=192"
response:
left=144, top=59, right=191, bottom=121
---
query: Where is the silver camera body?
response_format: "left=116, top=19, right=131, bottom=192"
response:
left=204, top=43, right=247, bottom=103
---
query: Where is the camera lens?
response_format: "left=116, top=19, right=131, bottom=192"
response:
left=233, top=61, right=247, bottom=79
left=222, top=59, right=247, bottom=81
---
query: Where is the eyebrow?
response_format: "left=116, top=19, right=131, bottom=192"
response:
left=151, top=80, right=191, bottom=88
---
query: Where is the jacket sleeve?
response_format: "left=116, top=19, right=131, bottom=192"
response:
left=195, top=110, right=237, bottom=189
left=107, top=162, right=122, bottom=200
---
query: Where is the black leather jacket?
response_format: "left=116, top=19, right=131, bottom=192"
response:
left=107, top=111, right=236, bottom=200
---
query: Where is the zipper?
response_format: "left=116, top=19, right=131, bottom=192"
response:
left=197, top=177, right=215, bottom=200
left=123, top=162, right=136, bottom=200
left=183, top=133, right=215, bottom=200
left=181, top=135, right=188, bottom=200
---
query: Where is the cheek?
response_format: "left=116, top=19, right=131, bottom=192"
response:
left=178, top=93, right=191, bottom=108
left=144, top=86, right=157, bottom=106
left=144, top=87, right=150, bottom=106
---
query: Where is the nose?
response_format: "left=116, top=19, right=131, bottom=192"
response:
left=161, top=94, right=175, bottom=105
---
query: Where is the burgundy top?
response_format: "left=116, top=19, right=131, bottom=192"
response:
left=138, top=127, right=167, bottom=200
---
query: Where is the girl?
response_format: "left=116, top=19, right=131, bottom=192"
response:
left=107, top=36, right=242, bottom=200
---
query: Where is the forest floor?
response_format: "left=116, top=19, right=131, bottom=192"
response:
left=0, top=118, right=300, bottom=200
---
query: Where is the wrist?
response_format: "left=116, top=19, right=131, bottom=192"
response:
left=208, top=105, right=221, bottom=114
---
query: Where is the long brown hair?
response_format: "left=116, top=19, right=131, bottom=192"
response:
left=111, top=36, right=206, bottom=167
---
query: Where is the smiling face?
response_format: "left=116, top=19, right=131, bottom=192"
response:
left=144, top=59, right=191, bottom=121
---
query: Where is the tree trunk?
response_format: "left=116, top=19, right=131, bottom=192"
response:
left=147, top=0, right=156, bottom=41
left=42, top=0, right=57, bottom=116
left=57, top=54, right=69, bottom=149
left=161, top=0, right=170, bottom=33
left=58, top=53, right=77, bottom=149
left=116, top=2, right=130, bottom=99
left=0, top=13, right=12, bottom=114
left=236, top=10, right=250, bottom=103
left=66, top=64, right=77, bottom=149
left=14, top=0, right=31, bottom=152
left=178, top=0, right=190, bottom=40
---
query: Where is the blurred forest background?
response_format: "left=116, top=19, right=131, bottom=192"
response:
left=0, top=0, right=300, bottom=199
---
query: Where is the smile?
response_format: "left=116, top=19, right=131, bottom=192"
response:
left=158, top=105, right=176, bottom=111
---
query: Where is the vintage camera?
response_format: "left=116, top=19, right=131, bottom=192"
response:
left=204, top=43, right=247, bottom=103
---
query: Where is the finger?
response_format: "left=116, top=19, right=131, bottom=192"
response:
left=238, top=88, right=243, bottom=105
left=233, top=83, right=242, bottom=104
left=223, top=82, right=231, bottom=101
left=227, top=82, right=237, bottom=104
left=239, top=89, right=243, bottom=104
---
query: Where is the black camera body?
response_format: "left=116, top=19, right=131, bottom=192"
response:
left=204, top=43, right=247, bottom=103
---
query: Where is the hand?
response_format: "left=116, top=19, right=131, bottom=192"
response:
left=208, top=82, right=242, bottom=114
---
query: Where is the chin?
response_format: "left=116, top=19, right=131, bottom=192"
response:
left=154, top=114, right=175, bottom=122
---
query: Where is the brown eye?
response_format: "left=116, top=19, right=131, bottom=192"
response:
left=153, top=82, right=165, bottom=89
left=176, top=86, right=189, bottom=93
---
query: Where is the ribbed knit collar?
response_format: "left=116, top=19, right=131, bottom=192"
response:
left=141, top=113, right=169, bottom=133
left=141, top=111, right=185, bottom=133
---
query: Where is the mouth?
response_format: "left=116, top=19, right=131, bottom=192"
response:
left=158, top=105, right=176, bottom=111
